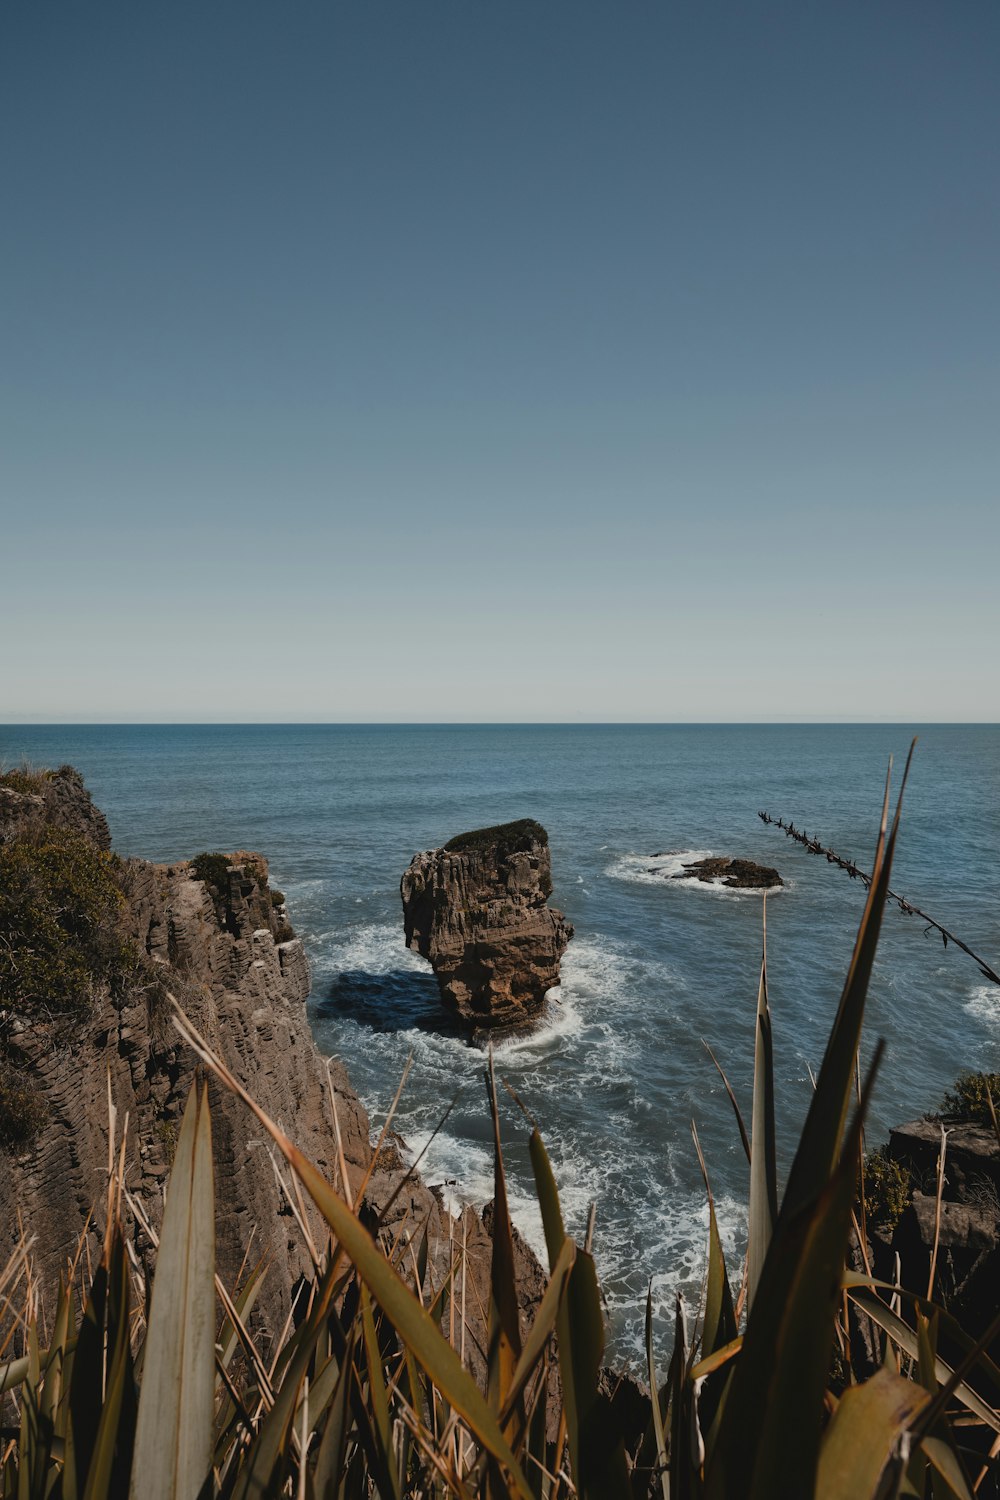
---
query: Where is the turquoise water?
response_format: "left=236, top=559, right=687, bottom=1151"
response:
left=3, top=723, right=998, bottom=1360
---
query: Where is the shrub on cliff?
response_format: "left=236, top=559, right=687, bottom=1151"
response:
left=0, top=764, right=53, bottom=795
left=0, top=828, right=131, bottom=1017
left=860, top=1145, right=911, bottom=1231
left=190, top=850, right=232, bottom=894
left=445, top=817, right=548, bottom=858
left=939, top=1070, right=1000, bottom=1127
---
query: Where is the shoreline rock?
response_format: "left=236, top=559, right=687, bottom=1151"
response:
left=401, top=819, right=573, bottom=1034
left=0, top=775, right=552, bottom=1368
left=669, top=855, right=782, bottom=889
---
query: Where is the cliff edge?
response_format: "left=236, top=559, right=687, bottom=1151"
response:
left=0, top=771, right=547, bottom=1365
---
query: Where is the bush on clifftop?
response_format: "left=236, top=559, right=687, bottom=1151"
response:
left=860, top=1146, right=911, bottom=1232
left=444, top=818, right=548, bottom=858
left=0, top=828, right=132, bottom=1018
left=939, top=1070, right=1000, bottom=1127
left=0, top=765, right=54, bottom=795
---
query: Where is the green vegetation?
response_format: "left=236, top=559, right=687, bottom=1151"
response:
left=0, top=1058, right=47, bottom=1152
left=0, top=765, right=53, bottom=794
left=939, top=1070, right=1000, bottom=1127
left=0, top=828, right=131, bottom=1018
left=3, top=757, right=1000, bottom=1498
left=860, top=1146, right=911, bottom=1232
left=445, top=817, right=548, bottom=857
left=189, top=850, right=233, bottom=895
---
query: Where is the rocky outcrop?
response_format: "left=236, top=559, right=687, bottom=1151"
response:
left=0, top=775, right=555, bottom=1372
left=0, top=765, right=111, bottom=849
left=401, top=819, right=573, bottom=1034
left=1, top=841, right=368, bottom=1345
left=884, top=1119, right=1000, bottom=1330
left=670, top=856, right=782, bottom=889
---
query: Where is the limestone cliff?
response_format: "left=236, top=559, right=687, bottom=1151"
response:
left=0, top=771, right=548, bottom=1368
left=401, top=819, right=573, bottom=1033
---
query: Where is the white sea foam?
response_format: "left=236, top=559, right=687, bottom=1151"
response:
left=322, top=921, right=428, bottom=977
left=607, top=849, right=784, bottom=897
left=314, top=913, right=724, bottom=1363
left=965, top=984, right=1000, bottom=1030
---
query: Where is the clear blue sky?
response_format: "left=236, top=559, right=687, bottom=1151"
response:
left=2, top=2, right=997, bottom=722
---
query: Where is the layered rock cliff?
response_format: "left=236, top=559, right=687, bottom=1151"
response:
left=401, top=819, right=573, bottom=1034
left=0, top=772, right=547, bottom=1365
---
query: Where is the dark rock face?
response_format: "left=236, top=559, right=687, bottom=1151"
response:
left=849, top=1118, right=1000, bottom=1378
left=672, top=856, right=783, bottom=889
left=885, top=1119, right=1000, bottom=1330
left=401, top=819, right=573, bottom=1033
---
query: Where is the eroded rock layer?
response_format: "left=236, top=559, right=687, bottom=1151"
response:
left=401, top=818, right=573, bottom=1033
left=0, top=776, right=549, bottom=1365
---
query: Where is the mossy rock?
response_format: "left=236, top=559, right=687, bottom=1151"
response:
left=445, top=819, right=548, bottom=859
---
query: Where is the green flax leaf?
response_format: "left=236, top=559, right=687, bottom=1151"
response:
left=129, top=1084, right=215, bottom=1500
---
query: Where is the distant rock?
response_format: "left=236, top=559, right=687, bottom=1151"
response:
left=401, top=818, right=573, bottom=1034
left=672, top=856, right=782, bottom=889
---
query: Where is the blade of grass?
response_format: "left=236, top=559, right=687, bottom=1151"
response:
left=485, top=1056, right=523, bottom=1431
left=780, top=745, right=914, bottom=1223
left=814, top=1366, right=929, bottom=1500
left=128, top=1084, right=215, bottom=1500
left=705, top=1044, right=884, bottom=1500
left=747, top=899, right=778, bottom=1309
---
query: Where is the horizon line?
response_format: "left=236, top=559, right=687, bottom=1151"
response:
left=2, top=720, right=997, bottom=730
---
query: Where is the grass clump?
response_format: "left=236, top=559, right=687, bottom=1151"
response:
left=939, top=1070, right=1000, bottom=1126
left=445, top=817, right=548, bottom=858
left=0, top=829, right=130, bottom=1018
left=861, top=1146, right=911, bottom=1232
left=0, top=766, right=53, bottom=795
left=0, top=1058, right=47, bottom=1152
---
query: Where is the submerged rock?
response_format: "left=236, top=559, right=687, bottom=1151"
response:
left=401, top=818, right=573, bottom=1034
left=672, top=855, right=782, bottom=889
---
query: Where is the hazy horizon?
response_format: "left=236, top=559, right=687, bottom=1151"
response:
left=3, top=2, right=997, bottom=722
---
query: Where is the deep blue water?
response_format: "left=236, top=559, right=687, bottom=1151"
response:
left=3, top=724, right=998, bottom=1361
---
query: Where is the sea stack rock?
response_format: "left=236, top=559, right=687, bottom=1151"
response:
left=400, top=819, right=573, bottom=1034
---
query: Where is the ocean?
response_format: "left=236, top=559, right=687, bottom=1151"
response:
left=3, top=723, right=998, bottom=1362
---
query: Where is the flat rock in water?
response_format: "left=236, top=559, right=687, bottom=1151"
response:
left=672, top=856, right=783, bottom=889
